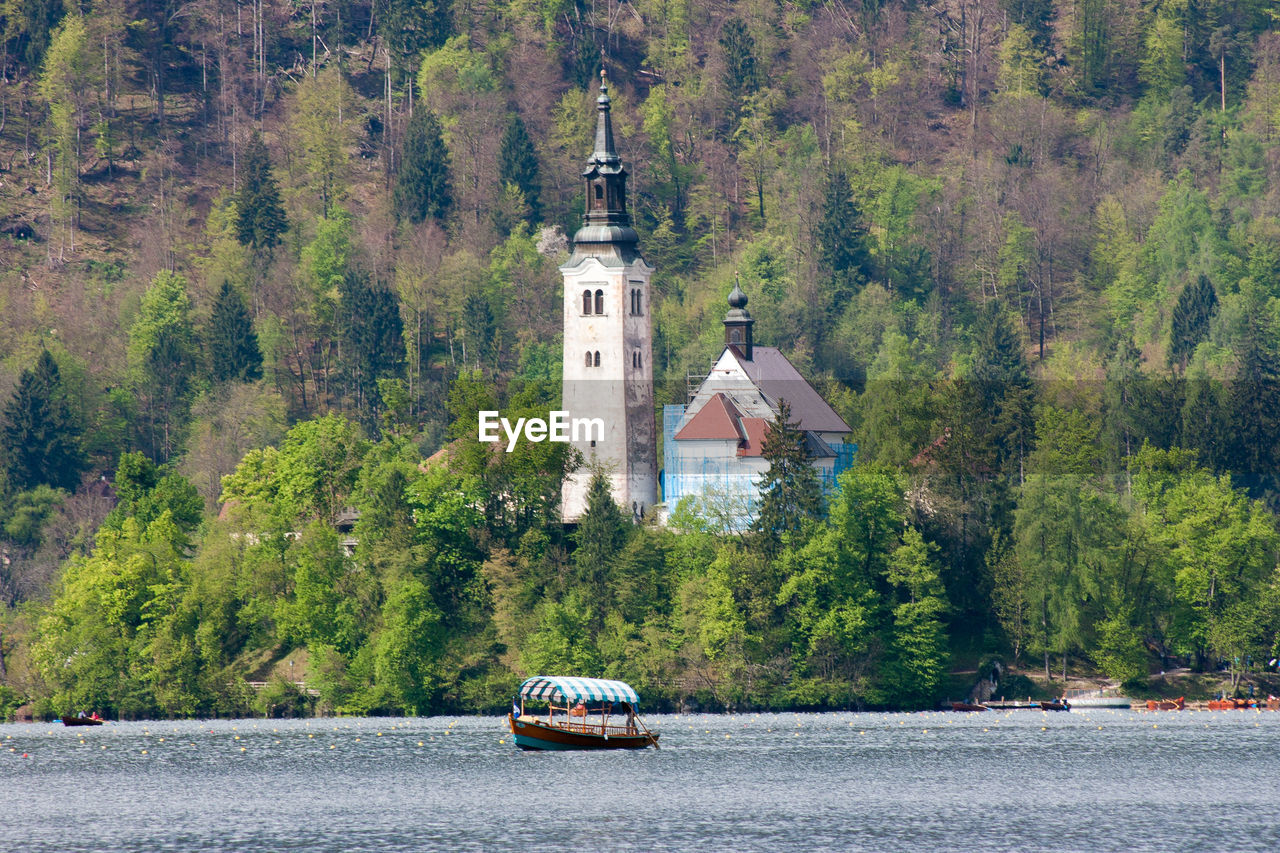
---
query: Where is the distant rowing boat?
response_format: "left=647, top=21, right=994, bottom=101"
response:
left=60, top=717, right=104, bottom=727
left=982, top=699, right=1066, bottom=711
left=1145, top=697, right=1185, bottom=711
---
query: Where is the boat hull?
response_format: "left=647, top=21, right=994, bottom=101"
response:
left=950, top=702, right=988, bottom=712
left=61, top=718, right=104, bottom=726
left=508, top=715, right=657, bottom=751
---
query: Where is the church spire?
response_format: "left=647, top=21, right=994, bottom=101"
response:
left=592, top=69, right=619, bottom=167
left=571, top=66, right=639, bottom=261
left=724, top=275, right=755, bottom=360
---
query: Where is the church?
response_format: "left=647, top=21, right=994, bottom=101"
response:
left=559, top=71, right=853, bottom=526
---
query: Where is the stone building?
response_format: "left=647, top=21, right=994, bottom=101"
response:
left=560, top=71, right=657, bottom=522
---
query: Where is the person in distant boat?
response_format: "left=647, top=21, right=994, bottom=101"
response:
left=619, top=702, right=637, bottom=734
left=77, top=711, right=86, bottom=719
left=90, top=711, right=102, bottom=721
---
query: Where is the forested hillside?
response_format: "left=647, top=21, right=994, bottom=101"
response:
left=2, top=0, right=1280, bottom=718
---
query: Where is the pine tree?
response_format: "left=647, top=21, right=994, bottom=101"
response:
left=5, top=0, right=65, bottom=71
left=378, top=0, right=454, bottom=80
left=206, top=281, right=262, bottom=384
left=970, top=301, right=1035, bottom=474
left=1169, top=274, right=1218, bottom=371
left=461, top=290, right=496, bottom=371
left=394, top=109, right=452, bottom=224
left=816, top=168, right=871, bottom=302
left=340, top=271, right=404, bottom=421
left=498, top=113, right=541, bottom=223
left=752, top=400, right=823, bottom=547
left=719, top=18, right=760, bottom=113
left=1, top=350, right=85, bottom=492
left=572, top=468, right=631, bottom=613
left=1225, top=302, right=1280, bottom=501
left=235, top=132, right=288, bottom=253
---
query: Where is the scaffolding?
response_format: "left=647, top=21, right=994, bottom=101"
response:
left=662, top=405, right=857, bottom=528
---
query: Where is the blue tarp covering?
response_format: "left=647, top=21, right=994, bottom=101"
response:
left=518, top=676, right=640, bottom=706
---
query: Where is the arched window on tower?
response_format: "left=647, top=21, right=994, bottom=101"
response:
left=730, top=328, right=742, bottom=343
left=632, top=351, right=642, bottom=369
left=582, top=290, right=592, bottom=314
left=585, top=351, right=593, bottom=367
left=631, top=289, right=642, bottom=315
left=594, top=289, right=604, bottom=314
left=594, top=351, right=601, bottom=367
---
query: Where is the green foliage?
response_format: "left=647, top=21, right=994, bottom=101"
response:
left=235, top=133, right=288, bottom=253
left=719, top=18, right=760, bottom=118
left=996, top=23, right=1046, bottom=98
left=128, top=271, right=198, bottom=463
left=752, top=401, right=823, bottom=549
left=206, top=282, right=262, bottom=384
left=498, top=113, right=542, bottom=224
left=1141, top=11, right=1187, bottom=100
left=339, top=272, right=404, bottom=424
left=38, top=12, right=88, bottom=250
left=1, top=350, right=85, bottom=492
left=394, top=109, right=452, bottom=223
left=2, top=485, right=66, bottom=547
left=11, top=0, right=1280, bottom=718
left=571, top=469, right=632, bottom=611
left=293, top=66, right=355, bottom=218
left=817, top=168, right=871, bottom=303
left=2, top=0, right=65, bottom=69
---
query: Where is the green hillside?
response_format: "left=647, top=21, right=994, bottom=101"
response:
left=1, top=1, right=1279, bottom=717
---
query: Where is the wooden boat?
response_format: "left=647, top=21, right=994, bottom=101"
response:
left=1145, top=697, right=1185, bottom=711
left=984, top=699, right=1055, bottom=710
left=508, top=676, right=659, bottom=751
left=61, top=716, right=104, bottom=726
left=1207, top=697, right=1255, bottom=710
left=1039, top=700, right=1071, bottom=712
left=950, top=702, right=988, bottom=712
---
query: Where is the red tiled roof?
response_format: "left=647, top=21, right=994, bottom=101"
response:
left=736, top=417, right=771, bottom=456
left=674, top=393, right=745, bottom=441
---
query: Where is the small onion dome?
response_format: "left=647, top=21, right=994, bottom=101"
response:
left=728, top=277, right=749, bottom=311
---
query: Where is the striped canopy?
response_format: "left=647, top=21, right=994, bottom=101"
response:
left=518, top=676, right=640, bottom=706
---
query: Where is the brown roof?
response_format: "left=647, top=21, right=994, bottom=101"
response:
left=674, top=393, right=745, bottom=441
left=736, top=417, right=770, bottom=456
left=733, top=347, right=851, bottom=434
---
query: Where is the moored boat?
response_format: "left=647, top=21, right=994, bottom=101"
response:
left=509, top=676, right=659, bottom=751
left=950, top=702, right=988, bottom=712
left=1145, top=696, right=1185, bottom=711
left=1039, top=699, right=1071, bottom=711
left=1207, top=697, right=1255, bottom=710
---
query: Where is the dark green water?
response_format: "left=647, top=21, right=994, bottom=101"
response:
left=3, top=709, right=1278, bottom=851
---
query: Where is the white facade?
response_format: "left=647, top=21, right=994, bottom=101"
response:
left=560, top=254, right=657, bottom=521
left=559, top=71, right=657, bottom=523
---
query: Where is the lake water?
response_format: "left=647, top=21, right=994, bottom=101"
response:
left=3, top=709, right=1278, bottom=851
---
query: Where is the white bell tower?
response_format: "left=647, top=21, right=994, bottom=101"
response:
left=560, top=69, right=657, bottom=522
